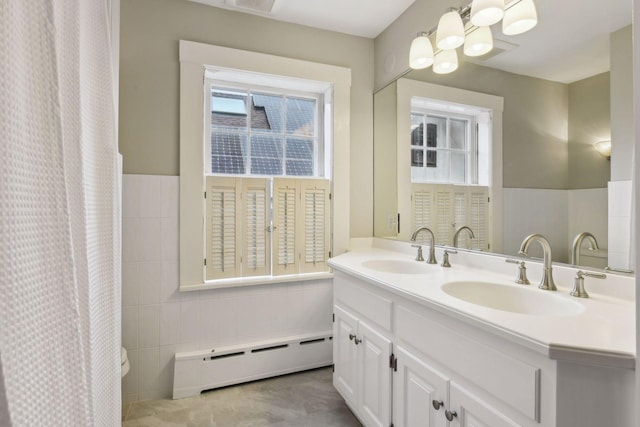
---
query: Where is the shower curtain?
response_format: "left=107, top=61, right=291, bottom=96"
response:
left=0, top=1, right=121, bottom=425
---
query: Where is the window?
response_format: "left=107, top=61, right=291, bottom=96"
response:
left=204, top=77, right=330, bottom=282
left=410, top=110, right=477, bottom=184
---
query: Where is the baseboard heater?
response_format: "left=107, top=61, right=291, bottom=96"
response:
left=172, top=331, right=333, bottom=399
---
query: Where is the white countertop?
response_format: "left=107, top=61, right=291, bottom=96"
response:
left=329, top=239, right=636, bottom=369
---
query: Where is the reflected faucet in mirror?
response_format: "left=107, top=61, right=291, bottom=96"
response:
left=571, top=232, right=600, bottom=266
left=411, top=226, right=438, bottom=264
left=453, top=225, right=475, bottom=249
left=518, top=233, right=557, bottom=291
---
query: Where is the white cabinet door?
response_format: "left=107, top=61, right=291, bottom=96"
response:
left=333, top=305, right=359, bottom=407
left=393, top=346, right=449, bottom=427
left=358, top=320, right=392, bottom=427
left=448, top=383, right=520, bottom=427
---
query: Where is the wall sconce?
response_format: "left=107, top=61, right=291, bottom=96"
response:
left=409, top=0, right=538, bottom=72
left=593, top=140, right=611, bottom=159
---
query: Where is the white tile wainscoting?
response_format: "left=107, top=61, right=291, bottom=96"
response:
left=121, top=175, right=333, bottom=403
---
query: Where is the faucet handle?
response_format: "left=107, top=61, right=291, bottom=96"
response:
left=505, top=259, right=530, bottom=285
left=571, top=270, right=606, bottom=298
left=441, top=249, right=457, bottom=268
left=411, top=244, right=424, bottom=262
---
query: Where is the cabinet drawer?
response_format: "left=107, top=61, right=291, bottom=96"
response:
left=334, top=272, right=392, bottom=332
left=396, top=305, right=540, bottom=421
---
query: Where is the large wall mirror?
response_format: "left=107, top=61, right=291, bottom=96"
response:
left=374, top=0, right=634, bottom=272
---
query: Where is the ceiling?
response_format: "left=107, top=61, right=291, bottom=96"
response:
left=187, top=0, right=632, bottom=83
left=187, top=0, right=416, bottom=38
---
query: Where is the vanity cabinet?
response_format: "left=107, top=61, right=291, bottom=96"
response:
left=334, top=304, right=392, bottom=427
left=332, top=269, right=635, bottom=427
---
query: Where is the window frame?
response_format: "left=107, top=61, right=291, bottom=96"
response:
left=205, top=79, right=326, bottom=178
left=410, top=108, right=478, bottom=185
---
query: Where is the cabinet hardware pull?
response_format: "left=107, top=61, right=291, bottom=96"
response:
left=354, top=337, right=362, bottom=345
left=432, top=400, right=444, bottom=410
left=349, top=333, right=355, bottom=341
left=445, top=410, right=458, bottom=421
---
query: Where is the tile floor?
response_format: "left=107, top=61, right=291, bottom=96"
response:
left=121, top=367, right=362, bottom=426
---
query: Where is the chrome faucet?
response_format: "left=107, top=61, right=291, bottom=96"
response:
left=410, top=226, right=437, bottom=264
left=453, top=226, right=475, bottom=249
left=571, top=232, right=599, bottom=266
left=518, top=233, right=557, bottom=291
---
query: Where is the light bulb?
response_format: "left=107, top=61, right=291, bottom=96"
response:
left=436, top=10, right=465, bottom=50
left=463, top=26, right=493, bottom=57
left=433, top=49, right=459, bottom=74
left=502, top=0, right=538, bottom=35
left=409, top=34, right=434, bottom=69
left=470, top=0, right=505, bottom=26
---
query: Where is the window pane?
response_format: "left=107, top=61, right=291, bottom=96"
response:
left=211, top=132, right=247, bottom=174
left=286, top=138, right=314, bottom=160
left=425, top=150, right=449, bottom=183
left=286, top=97, right=316, bottom=136
left=450, top=151, right=467, bottom=184
left=212, top=89, right=247, bottom=131
left=450, top=118, right=467, bottom=150
left=250, top=135, right=282, bottom=175
left=426, top=116, right=446, bottom=148
left=251, top=93, right=284, bottom=133
left=411, top=114, right=424, bottom=146
left=286, top=160, right=314, bottom=176
left=411, top=149, right=424, bottom=167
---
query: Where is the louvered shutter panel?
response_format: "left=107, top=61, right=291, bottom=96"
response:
left=453, top=188, right=469, bottom=248
left=273, top=178, right=298, bottom=275
left=469, top=187, right=490, bottom=251
left=241, top=178, right=270, bottom=277
left=205, top=176, right=241, bottom=280
left=434, top=186, right=453, bottom=245
left=411, top=184, right=434, bottom=245
left=299, top=179, right=330, bottom=273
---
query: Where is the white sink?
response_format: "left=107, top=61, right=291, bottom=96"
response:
left=441, top=281, right=585, bottom=316
left=361, top=259, right=433, bottom=274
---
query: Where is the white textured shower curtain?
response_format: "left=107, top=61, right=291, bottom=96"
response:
left=0, top=1, right=121, bottom=425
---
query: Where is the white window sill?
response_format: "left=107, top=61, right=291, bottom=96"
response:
left=180, top=271, right=334, bottom=292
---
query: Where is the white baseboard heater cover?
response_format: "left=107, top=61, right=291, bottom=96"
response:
left=172, top=331, right=333, bottom=399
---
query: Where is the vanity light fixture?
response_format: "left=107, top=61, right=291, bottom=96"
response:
left=409, top=32, right=435, bottom=69
left=463, top=26, right=493, bottom=57
left=436, top=9, right=466, bottom=50
left=433, top=49, right=459, bottom=74
left=409, top=0, right=537, bottom=72
left=593, top=140, right=612, bottom=159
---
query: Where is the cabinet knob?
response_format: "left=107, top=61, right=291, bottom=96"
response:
left=445, top=409, right=458, bottom=421
left=354, top=337, right=362, bottom=345
left=432, top=400, right=444, bottom=410
left=349, top=333, right=355, bottom=341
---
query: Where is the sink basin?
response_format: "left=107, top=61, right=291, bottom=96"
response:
left=361, top=259, right=433, bottom=274
left=441, top=281, right=585, bottom=316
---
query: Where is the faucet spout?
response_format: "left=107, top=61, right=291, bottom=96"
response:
left=410, top=226, right=437, bottom=264
left=453, top=226, right=475, bottom=249
left=571, top=232, right=599, bottom=266
left=518, top=233, right=557, bottom=291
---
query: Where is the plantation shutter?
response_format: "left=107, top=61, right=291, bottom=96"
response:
left=468, top=187, right=490, bottom=251
left=241, top=178, right=270, bottom=277
left=273, top=178, right=298, bottom=275
left=453, top=187, right=470, bottom=248
left=299, top=179, right=330, bottom=273
left=205, top=176, right=241, bottom=280
left=434, top=186, right=453, bottom=245
left=411, top=184, right=435, bottom=245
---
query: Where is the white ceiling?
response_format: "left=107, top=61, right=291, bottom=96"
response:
left=188, top=0, right=632, bottom=83
left=187, top=0, right=416, bottom=38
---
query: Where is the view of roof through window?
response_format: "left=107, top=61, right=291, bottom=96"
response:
left=210, top=88, right=318, bottom=176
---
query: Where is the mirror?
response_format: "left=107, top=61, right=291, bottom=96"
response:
left=373, top=0, right=633, bottom=271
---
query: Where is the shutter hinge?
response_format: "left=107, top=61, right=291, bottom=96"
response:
left=329, top=251, right=332, bottom=258
left=332, top=364, right=335, bottom=373
left=332, top=313, right=335, bottom=323
left=488, top=196, right=490, bottom=203
left=204, top=191, right=206, bottom=199
left=329, top=192, right=332, bottom=200
left=397, top=213, right=401, bottom=234
left=204, top=258, right=206, bottom=266
left=389, top=353, right=397, bottom=371
left=488, top=243, right=491, bottom=250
